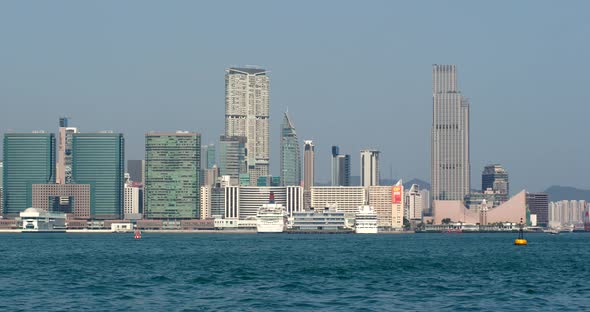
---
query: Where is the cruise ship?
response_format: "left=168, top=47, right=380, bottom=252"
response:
left=355, top=205, right=378, bottom=234
left=256, top=192, right=287, bottom=233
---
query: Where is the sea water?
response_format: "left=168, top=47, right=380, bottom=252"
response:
left=1, top=233, right=589, bottom=311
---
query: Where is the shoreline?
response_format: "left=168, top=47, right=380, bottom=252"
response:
left=0, top=229, right=578, bottom=234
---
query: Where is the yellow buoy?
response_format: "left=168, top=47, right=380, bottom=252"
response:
left=514, top=238, right=527, bottom=245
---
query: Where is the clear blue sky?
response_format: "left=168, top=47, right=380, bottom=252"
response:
left=1, top=0, right=589, bottom=193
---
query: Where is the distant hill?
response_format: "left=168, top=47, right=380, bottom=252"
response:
left=403, top=179, right=430, bottom=191
left=544, top=185, right=590, bottom=202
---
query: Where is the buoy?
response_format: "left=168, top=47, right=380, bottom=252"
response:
left=514, top=218, right=527, bottom=245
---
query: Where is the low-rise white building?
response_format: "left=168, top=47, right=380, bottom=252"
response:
left=20, top=208, right=66, bottom=232
left=111, top=222, right=134, bottom=233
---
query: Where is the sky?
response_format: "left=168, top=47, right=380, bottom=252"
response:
left=1, top=0, right=589, bottom=193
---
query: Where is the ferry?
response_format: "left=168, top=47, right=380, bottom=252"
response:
left=355, top=205, right=378, bottom=234
left=256, top=192, right=287, bottom=233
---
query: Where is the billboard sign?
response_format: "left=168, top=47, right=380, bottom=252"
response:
left=392, top=185, right=402, bottom=204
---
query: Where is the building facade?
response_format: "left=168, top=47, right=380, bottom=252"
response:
left=144, top=132, right=201, bottom=219
left=549, top=200, right=587, bottom=228
left=406, top=184, right=422, bottom=220
left=481, top=164, right=509, bottom=202
left=526, top=192, right=549, bottom=226
left=303, top=140, right=315, bottom=190
left=124, top=183, right=142, bottom=218
left=204, top=144, right=216, bottom=169
left=331, top=146, right=351, bottom=186
left=237, top=186, right=303, bottom=219
left=56, top=117, right=78, bottom=184
left=127, top=160, right=145, bottom=184
left=311, top=186, right=366, bottom=214
left=219, top=135, right=247, bottom=185
left=280, top=112, right=301, bottom=186
left=202, top=167, right=219, bottom=187
left=200, top=186, right=211, bottom=219
left=360, top=149, right=380, bottom=188
left=32, top=184, right=91, bottom=218
left=368, top=183, right=404, bottom=229
left=72, top=132, right=124, bottom=219
left=3, top=133, right=56, bottom=217
left=225, top=67, right=270, bottom=185
left=431, top=64, right=470, bottom=201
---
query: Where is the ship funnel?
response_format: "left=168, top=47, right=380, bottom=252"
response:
left=269, top=192, right=275, bottom=204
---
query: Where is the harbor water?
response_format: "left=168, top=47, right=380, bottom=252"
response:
left=1, top=233, right=589, bottom=311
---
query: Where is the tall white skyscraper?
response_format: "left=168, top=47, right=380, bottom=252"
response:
left=224, top=67, right=270, bottom=186
left=360, top=149, right=380, bottom=188
left=431, top=64, right=470, bottom=201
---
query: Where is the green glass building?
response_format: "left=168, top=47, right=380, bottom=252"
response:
left=3, top=133, right=56, bottom=216
left=205, top=144, right=216, bottom=169
left=145, top=132, right=201, bottom=219
left=219, top=136, right=247, bottom=185
left=72, top=133, right=124, bottom=219
left=280, top=112, right=301, bottom=186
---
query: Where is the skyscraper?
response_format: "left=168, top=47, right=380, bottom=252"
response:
left=331, top=146, right=351, bottom=186
left=482, top=164, right=509, bottom=197
left=360, top=149, right=380, bottom=187
left=144, top=132, right=201, bottom=219
left=205, top=144, right=216, bottom=169
left=127, top=160, right=145, bottom=184
left=72, top=132, right=124, bottom=219
left=280, top=112, right=301, bottom=186
left=431, top=64, right=470, bottom=201
left=225, top=67, right=270, bottom=186
left=406, top=184, right=423, bottom=220
left=219, top=135, right=247, bottom=185
left=303, top=140, right=315, bottom=190
left=526, top=192, right=549, bottom=226
left=3, top=133, right=56, bottom=217
left=56, top=117, right=78, bottom=184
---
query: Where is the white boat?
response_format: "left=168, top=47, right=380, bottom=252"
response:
left=355, top=205, right=378, bottom=234
left=256, top=192, right=287, bottom=233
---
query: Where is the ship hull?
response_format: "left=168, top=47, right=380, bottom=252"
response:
left=256, top=223, right=284, bottom=233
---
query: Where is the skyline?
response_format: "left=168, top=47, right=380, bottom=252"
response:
left=1, top=1, right=590, bottom=193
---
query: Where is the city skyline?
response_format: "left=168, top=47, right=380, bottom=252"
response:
left=1, top=1, right=589, bottom=193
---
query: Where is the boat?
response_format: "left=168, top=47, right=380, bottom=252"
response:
left=256, top=192, right=287, bottom=233
left=134, top=230, right=142, bottom=239
left=355, top=205, right=378, bottom=234
left=544, top=227, right=560, bottom=235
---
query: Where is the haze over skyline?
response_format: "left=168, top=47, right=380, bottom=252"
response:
left=1, top=0, right=589, bottom=193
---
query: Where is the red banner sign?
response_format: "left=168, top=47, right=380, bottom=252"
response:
left=392, top=185, right=402, bottom=204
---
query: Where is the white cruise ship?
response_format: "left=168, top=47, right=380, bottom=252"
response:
left=355, top=205, right=378, bottom=234
left=256, top=193, right=287, bottom=233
